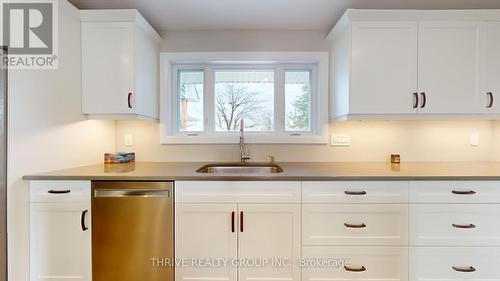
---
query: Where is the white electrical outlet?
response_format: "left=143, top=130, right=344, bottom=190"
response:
left=125, top=134, right=133, bottom=146
left=470, top=133, right=479, bottom=146
left=330, top=134, right=351, bottom=146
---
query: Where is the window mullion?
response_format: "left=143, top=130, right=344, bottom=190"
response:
left=204, top=66, right=215, bottom=133
left=275, top=65, right=285, bottom=133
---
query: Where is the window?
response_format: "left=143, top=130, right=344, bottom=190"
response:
left=215, top=70, right=275, bottom=132
left=178, top=70, right=204, bottom=132
left=161, top=53, right=329, bottom=144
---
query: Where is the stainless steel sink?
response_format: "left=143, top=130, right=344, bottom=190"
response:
left=196, top=163, right=284, bottom=174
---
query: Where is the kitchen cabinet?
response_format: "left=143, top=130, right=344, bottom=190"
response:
left=349, top=21, right=418, bottom=115
left=418, top=21, right=480, bottom=114
left=29, top=181, right=91, bottom=281
left=410, top=247, right=500, bottom=281
left=329, top=10, right=500, bottom=121
left=480, top=22, right=500, bottom=113
left=410, top=204, right=500, bottom=246
left=238, top=204, right=300, bottom=281
left=303, top=246, right=409, bottom=281
left=175, top=181, right=301, bottom=281
left=175, top=204, right=238, bottom=281
left=302, top=204, right=408, bottom=246
left=81, top=10, right=161, bottom=121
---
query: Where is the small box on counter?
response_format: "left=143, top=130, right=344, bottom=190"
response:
left=104, top=152, right=135, bottom=164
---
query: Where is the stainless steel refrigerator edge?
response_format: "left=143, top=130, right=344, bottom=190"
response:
left=92, top=181, right=174, bottom=281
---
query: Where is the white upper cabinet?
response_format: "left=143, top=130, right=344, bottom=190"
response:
left=418, top=21, right=480, bottom=114
left=350, top=21, right=418, bottom=115
left=81, top=10, right=161, bottom=121
left=480, top=22, right=500, bottom=113
left=329, top=10, right=500, bottom=121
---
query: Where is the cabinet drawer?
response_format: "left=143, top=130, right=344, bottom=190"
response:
left=303, top=204, right=408, bottom=246
left=410, top=181, right=500, bottom=203
left=410, top=247, right=500, bottom=281
left=410, top=204, right=500, bottom=246
left=175, top=181, right=301, bottom=203
left=302, top=181, right=408, bottom=203
left=302, top=246, right=408, bottom=281
left=30, top=181, right=91, bottom=203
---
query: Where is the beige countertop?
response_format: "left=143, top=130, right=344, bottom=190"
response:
left=22, top=161, right=500, bottom=181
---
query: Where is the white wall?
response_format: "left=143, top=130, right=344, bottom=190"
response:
left=160, top=30, right=330, bottom=52
left=7, top=1, right=116, bottom=280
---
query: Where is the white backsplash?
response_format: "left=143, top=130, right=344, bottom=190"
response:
left=115, top=120, right=499, bottom=162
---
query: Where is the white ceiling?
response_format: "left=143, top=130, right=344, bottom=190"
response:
left=69, top=0, right=500, bottom=32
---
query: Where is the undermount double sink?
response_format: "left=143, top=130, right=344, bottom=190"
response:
left=196, top=163, right=284, bottom=174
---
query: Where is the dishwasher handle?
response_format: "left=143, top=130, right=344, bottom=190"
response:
left=94, top=189, right=170, bottom=198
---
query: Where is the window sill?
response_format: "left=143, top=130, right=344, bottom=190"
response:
left=160, top=133, right=328, bottom=144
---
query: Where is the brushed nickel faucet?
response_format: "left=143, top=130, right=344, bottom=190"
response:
left=239, top=119, right=250, bottom=164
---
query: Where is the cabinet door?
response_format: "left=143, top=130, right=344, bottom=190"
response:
left=81, top=22, right=135, bottom=114
left=350, top=21, right=418, bottom=114
left=238, top=204, right=300, bottom=281
left=418, top=21, right=480, bottom=114
left=480, top=22, right=500, bottom=113
left=175, top=204, right=237, bottom=281
left=30, top=202, right=91, bottom=281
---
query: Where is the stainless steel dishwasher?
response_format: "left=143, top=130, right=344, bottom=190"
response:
left=92, top=181, right=174, bottom=281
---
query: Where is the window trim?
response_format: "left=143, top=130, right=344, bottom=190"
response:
left=160, top=52, right=329, bottom=144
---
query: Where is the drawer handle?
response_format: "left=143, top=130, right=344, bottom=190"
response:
left=344, top=190, right=367, bottom=195
left=452, top=223, right=476, bottom=229
left=344, top=223, right=367, bottom=228
left=452, top=266, right=476, bottom=273
left=452, top=190, right=476, bottom=195
left=48, top=189, right=71, bottom=194
left=344, top=265, right=366, bottom=272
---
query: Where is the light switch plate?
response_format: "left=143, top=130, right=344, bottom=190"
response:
left=330, top=134, right=351, bottom=146
left=470, top=133, right=479, bottom=146
left=125, top=134, right=133, bottom=146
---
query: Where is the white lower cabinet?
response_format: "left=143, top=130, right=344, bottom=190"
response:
left=238, top=204, right=301, bottom=281
left=303, top=204, right=408, bottom=246
left=410, top=204, right=500, bottom=246
left=29, top=181, right=91, bottom=281
left=175, top=204, right=238, bottom=281
left=174, top=182, right=301, bottom=281
left=175, top=203, right=300, bottom=281
left=410, top=247, right=500, bottom=281
left=302, top=246, right=409, bottom=281
left=30, top=202, right=91, bottom=281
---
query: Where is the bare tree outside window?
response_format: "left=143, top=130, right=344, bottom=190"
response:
left=215, top=71, right=274, bottom=132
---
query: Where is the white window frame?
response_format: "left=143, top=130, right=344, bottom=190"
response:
left=160, top=52, right=329, bottom=144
